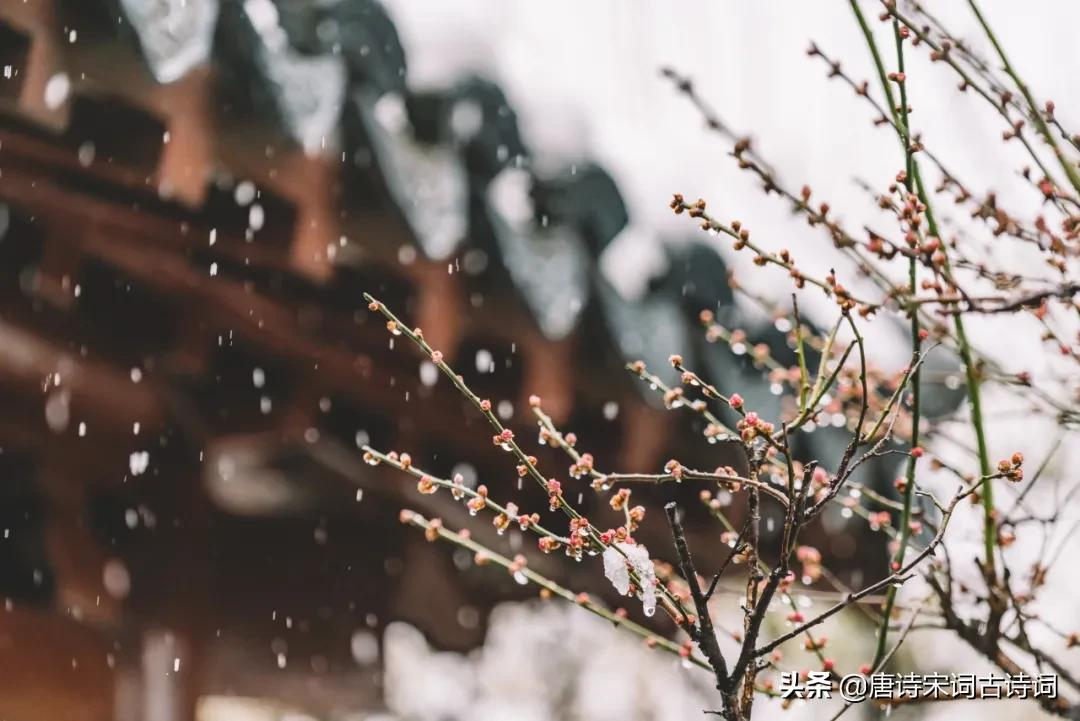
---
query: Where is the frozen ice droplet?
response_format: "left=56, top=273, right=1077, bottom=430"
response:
left=602, top=402, right=619, bottom=421
left=234, top=181, right=256, bottom=206
left=129, top=451, right=150, bottom=476
left=102, top=558, right=131, bottom=599
left=350, top=630, right=378, bottom=665
left=475, top=349, right=494, bottom=374
left=248, top=204, right=265, bottom=231
left=77, top=142, right=95, bottom=168
left=44, top=72, right=70, bottom=109
left=44, top=389, right=71, bottom=433
left=419, top=361, right=438, bottom=387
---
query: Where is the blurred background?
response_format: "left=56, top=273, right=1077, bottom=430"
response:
left=0, top=1, right=1078, bottom=720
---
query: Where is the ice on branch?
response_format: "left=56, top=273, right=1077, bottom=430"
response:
left=603, top=543, right=657, bottom=617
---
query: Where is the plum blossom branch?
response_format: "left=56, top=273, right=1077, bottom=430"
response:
left=398, top=509, right=711, bottom=670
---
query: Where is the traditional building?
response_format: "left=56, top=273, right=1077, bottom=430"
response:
left=0, top=3, right=944, bottom=719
